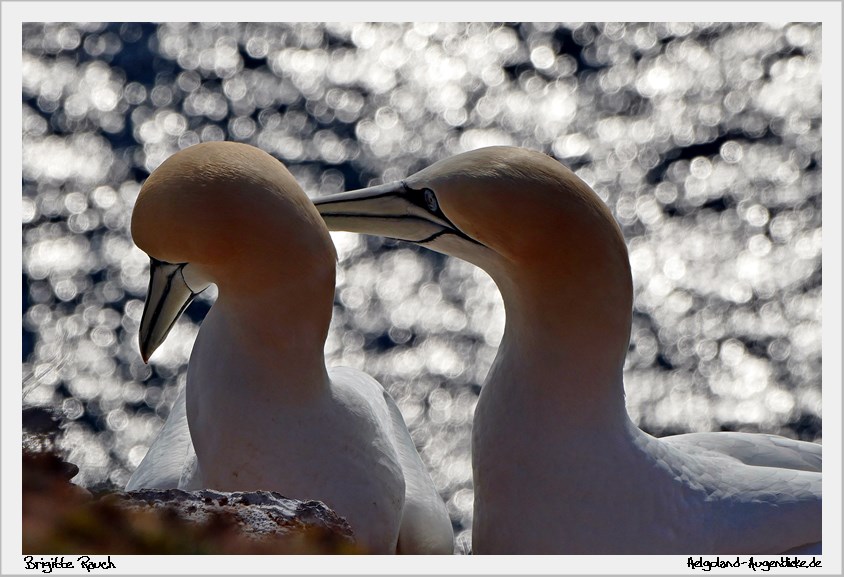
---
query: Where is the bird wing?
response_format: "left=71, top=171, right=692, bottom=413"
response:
left=125, top=385, right=198, bottom=491
left=662, top=431, right=821, bottom=472
left=661, top=431, right=821, bottom=553
left=329, top=366, right=454, bottom=554
left=381, top=388, right=455, bottom=554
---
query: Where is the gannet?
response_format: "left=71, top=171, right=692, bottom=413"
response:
left=126, top=142, right=454, bottom=554
left=313, top=146, right=822, bottom=554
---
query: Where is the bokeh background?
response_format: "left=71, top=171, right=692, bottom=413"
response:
left=21, top=22, right=822, bottom=552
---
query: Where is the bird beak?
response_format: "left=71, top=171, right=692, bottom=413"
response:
left=314, top=181, right=475, bottom=246
left=138, top=258, right=202, bottom=363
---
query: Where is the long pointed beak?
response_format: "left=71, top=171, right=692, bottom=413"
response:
left=314, top=181, right=471, bottom=246
left=138, top=258, right=202, bottom=363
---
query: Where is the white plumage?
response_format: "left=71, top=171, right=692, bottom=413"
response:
left=314, top=146, right=822, bottom=554
left=126, top=142, right=453, bottom=554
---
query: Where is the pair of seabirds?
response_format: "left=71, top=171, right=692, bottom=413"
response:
left=129, top=142, right=821, bottom=554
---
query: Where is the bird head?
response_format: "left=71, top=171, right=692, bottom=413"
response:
left=131, top=141, right=335, bottom=362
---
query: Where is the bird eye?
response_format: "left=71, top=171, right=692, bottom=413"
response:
left=424, top=189, right=439, bottom=212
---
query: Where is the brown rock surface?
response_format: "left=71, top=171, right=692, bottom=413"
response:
left=23, top=447, right=359, bottom=554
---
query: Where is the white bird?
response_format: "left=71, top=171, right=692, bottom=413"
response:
left=126, top=142, right=454, bottom=554
left=313, top=146, right=822, bottom=554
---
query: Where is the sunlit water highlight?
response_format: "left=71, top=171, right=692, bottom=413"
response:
left=22, top=22, right=822, bottom=551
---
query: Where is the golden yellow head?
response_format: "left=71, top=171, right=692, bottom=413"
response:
left=131, top=141, right=336, bottom=361
left=132, top=141, right=335, bottom=275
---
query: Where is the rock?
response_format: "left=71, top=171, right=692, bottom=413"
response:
left=106, top=488, right=358, bottom=553
left=24, top=445, right=359, bottom=554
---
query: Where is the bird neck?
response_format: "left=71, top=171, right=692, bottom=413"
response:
left=201, top=277, right=334, bottom=401
left=486, top=254, right=634, bottom=429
